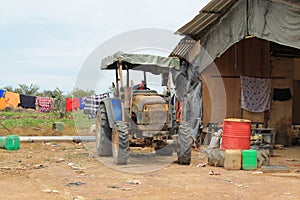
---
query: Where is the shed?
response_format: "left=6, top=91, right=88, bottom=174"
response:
left=172, top=0, right=300, bottom=145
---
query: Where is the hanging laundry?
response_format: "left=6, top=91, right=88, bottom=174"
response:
left=19, top=94, right=36, bottom=109
left=65, top=98, right=80, bottom=112
left=65, top=98, right=73, bottom=112
left=36, top=96, right=53, bottom=112
left=83, top=93, right=109, bottom=119
left=73, top=98, right=80, bottom=110
left=4, top=91, right=20, bottom=108
left=79, top=97, right=85, bottom=110
left=0, top=89, right=5, bottom=98
left=53, top=98, right=66, bottom=116
left=241, top=76, right=271, bottom=113
left=273, top=88, right=292, bottom=101
left=0, top=98, right=6, bottom=110
left=53, top=98, right=63, bottom=111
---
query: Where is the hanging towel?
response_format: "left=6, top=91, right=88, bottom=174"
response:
left=0, top=98, right=6, bottom=110
left=83, top=93, right=109, bottom=119
left=65, top=98, right=80, bottom=112
left=241, top=76, right=271, bottom=113
left=53, top=98, right=66, bottom=115
left=65, top=98, right=73, bottom=112
left=36, top=96, right=53, bottom=112
left=0, top=89, right=5, bottom=98
left=79, top=97, right=85, bottom=110
left=4, top=91, right=20, bottom=108
left=19, top=94, right=36, bottom=109
left=73, top=98, right=80, bottom=110
left=53, top=98, right=65, bottom=111
left=273, top=88, right=292, bottom=101
left=53, top=98, right=62, bottom=111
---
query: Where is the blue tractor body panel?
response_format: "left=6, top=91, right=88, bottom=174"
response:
left=111, top=98, right=122, bottom=121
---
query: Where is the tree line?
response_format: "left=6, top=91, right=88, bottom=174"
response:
left=2, top=84, right=95, bottom=98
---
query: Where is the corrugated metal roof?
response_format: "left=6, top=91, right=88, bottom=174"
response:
left=169, top=37, right=196, bottom=57
left=176, top=0, right=238, bottom=40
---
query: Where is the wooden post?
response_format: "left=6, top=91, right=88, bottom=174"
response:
left=118, top=59, right=125, bottom=121
left=143, top=71, right=147, bottom=84
left=115, top=68, right=119, bottom=98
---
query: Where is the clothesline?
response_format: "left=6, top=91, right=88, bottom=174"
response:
left=0, top=89, right=109, bottom=117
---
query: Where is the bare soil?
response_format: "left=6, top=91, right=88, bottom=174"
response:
left=0, top=140, right=300, bottom=200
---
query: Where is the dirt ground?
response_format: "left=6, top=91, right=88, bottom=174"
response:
left=0, top=140, right=300, bottom=200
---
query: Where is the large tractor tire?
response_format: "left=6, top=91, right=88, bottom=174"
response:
left=112, top=121, right=129, bottom=165
left=177, top=122, right=192, bottom=165
left=96, top=104, right=112, bottom=156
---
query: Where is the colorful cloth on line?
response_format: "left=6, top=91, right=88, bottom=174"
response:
left=83, top=93, right=109, bottom=119
left=79, top=97, right=85, bottom=110
left=53, top=98, right=66, bottom=114
left=65, top=98, right=80, bottom=112
left=0, top=98, right=6, bottom=110
left=241, top=76, right=271, bottom=113
left=0, top=89, right=5, bottom=98
left=36, top=96, right=53, bottom=112
left=19, top=94, right=36, bottom=109
left=4, top=91, right=20, bottom=108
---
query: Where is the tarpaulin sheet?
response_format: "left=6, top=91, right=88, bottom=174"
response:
left=172, top=60, right=202, bottom=139
left=187, top=0, right=300, bottom=71
left=171, top=0, right=300, bottom=133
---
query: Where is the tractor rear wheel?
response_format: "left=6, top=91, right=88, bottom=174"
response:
left=112, top=121, right=129, bottom=165
left=177, top=122, right=192, bottom=165
left=96, top=104, right=112, bottom=156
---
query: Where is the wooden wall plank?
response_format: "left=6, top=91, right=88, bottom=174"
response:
left=294, top=58, right=300, bottom=80
left=201, top=38, right=270, bottom=125
left=269, top=57, right=294, bottom=145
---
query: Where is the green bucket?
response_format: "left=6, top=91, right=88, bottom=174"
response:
left=0, top=136, right=5, bottom=149
left=5, top=135, right=20, bottom=150
left=53, top=122, right=64, bottom=132
left=242, top=149, right=257, bottom=170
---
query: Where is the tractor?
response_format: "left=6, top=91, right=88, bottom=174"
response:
left=95, top=51, right=192, bottom=165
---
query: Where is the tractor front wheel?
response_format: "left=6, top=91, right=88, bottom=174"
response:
left=96, top=104, right=112, bottom=156
left=112, top=121, right=129, bottom=165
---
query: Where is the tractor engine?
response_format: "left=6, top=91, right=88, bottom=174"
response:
left=131, top=93, right=169, bottom=137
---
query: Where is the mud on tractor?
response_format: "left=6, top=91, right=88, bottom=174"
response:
left=96, top=52, right=192, bottom=165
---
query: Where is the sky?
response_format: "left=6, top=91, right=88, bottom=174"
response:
left=0, top=0, right=210, bottom=93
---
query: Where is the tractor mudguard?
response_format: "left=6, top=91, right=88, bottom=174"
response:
left=101, top=98, right=123, bottom=129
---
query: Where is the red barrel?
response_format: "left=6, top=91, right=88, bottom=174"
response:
left=221, top=118, right=251, bottom=150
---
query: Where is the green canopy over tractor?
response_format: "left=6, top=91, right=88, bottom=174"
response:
left=101, top=51, right=180, bottom=74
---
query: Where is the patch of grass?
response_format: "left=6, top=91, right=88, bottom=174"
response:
left=0, top=111, right=78, bottom=128
left=73, top=111, right=95, bottom=129
left=0, top=110, right=94, bottom=136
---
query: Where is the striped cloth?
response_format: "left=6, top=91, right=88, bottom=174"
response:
left=36, top=96, right=53, bottom=112
left=83, top=93, right=109, bottom=119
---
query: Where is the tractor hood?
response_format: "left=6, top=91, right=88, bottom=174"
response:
left=101, top=51, right=180, bottom=75
left=132, top=95, right=167, bottom=111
